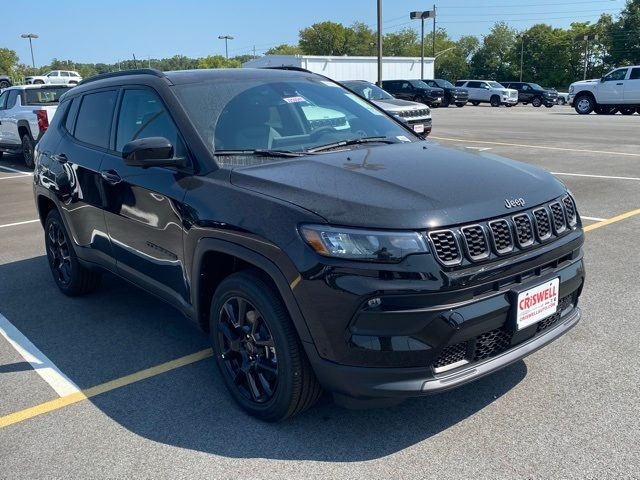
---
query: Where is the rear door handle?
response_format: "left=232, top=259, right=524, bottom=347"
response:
left=52, top=153, right=68, bottom=163
left=616, top=82, right=624, bottom=85
left=100, top=170, right=122, bottom=185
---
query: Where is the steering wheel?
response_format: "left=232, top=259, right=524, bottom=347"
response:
left=309, top=127, right=337, bottom=142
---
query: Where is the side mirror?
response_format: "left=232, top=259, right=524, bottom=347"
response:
left=122, top=137, right=178, bottom=168
left=600, top=77, right=606, bottom=83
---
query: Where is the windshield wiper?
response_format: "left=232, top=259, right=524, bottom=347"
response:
left=213, top=149, right=306, bottom=158
left=306, top=136, right=398, bottom=153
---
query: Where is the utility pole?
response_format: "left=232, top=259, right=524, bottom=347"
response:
left=583, top=34, right=597, bottom=80
left=20, top=33, right=39, bottom=68
left=132, top=53, right=138, bottom=69
left=432, top=5, right=436, bottom=58
left=218, top=35, right=234, bottom=59
left=253, top=45, right=257, bottom=59
left=377, top=0, right=383, bottom=86
left=519, top=35, right=525, bottom=82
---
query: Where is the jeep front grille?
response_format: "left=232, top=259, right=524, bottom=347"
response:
left=427, top=195, right=578, bottom=267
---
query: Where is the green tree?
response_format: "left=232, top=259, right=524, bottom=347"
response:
left=606, top=0, right=640, bottom=67
left=0, top=48, right=19, bottom=75
left=470, top=22, right=518, bottom=80
left=265, top=43, right=302, bottom=55
left=197, top=55, right=240, bottom=69
left=382, top=28, right=419, bottom=56
left=299, top=21, right=353, bottom=55
left=347, top=22, right=377, bottom=55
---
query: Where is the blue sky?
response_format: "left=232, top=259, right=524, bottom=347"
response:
left=3, top=0, right=626, bottom=66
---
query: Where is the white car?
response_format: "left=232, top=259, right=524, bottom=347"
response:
left=25, top=70, right=82, bottom=85
left=455, top=80, right=518, bottom=107
left=568, top=66, right=640, bottom=115
left=0, top=84, right=72, bottom=167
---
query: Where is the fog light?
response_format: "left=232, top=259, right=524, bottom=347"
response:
left=367, top=297, right=381, bottom=308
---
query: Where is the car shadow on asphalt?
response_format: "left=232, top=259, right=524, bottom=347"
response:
left=0, top=256, right=527, bottom=461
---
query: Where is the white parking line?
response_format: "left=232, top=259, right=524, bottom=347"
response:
left=551, top=172, right=640, bottom=182
left=0, top=174, right=33, bottom=180
left=0, top=219, right=40, bottom=229
left=0, top=313, right=81, bottom=397
left=0, top=165, right=30, bottom=175
left=581, top=216, right=607, bottom=221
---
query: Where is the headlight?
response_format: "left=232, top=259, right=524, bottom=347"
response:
left=569, top=86, right=574, bottom=93
left=300, top=225, right=428, bottom=262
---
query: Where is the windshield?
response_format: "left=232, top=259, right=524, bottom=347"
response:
left=436, top=79, right=454, bottom=89
left=24, top=87, right=70, bottom=105
left=529, top=83, right=544, bottom=90
left=344, top=82, right=394, bottom=101
left=410, top=80, right=430, bottom=89
left=173, top=77, right=414, bottom=156
left=488, top=81, right=504, bottom=89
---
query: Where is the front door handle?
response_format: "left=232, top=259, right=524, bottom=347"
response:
left=100, top=169, right=122, bottom=185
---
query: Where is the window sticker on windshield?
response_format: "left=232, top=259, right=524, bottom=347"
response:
left=283, top=96, right=306, bottom=103
left=344, top=93, right=384, bottom=115
left=396, top=135, right=411, bottom=142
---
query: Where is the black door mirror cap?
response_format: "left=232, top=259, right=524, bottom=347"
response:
left=122, top=137, right=182, bottom=168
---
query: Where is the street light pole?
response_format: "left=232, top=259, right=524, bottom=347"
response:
left=218, top=35, right=234, bottom=59
left=20, top=33, right=39, bottom=68
left=377, top=0, right=382, bottom=86
left=410, top=10, right=435, bottom=80
left=432, top=4, right=436, bottom=58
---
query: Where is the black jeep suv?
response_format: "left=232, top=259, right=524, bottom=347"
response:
left=423, top=78, right=469, bottom=107
left=500, top=81, right=558, bottom=107
left=381, top=79, right=444, bottom=107
left=33, top=68, right=585, bottom=421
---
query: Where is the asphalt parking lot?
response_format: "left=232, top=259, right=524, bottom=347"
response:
left=1, top=104, right=639, bottom=479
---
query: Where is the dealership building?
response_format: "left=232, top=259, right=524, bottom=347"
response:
left=242, top=55, right=435, bottom=83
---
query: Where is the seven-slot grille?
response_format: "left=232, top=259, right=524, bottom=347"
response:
left=397, top=108, right=430, bottom=118
left=513, top=214, right=534, bottom=247
left=461, top=225, right=489, bottom=260
left=428, top=230, right=461, bottom=265
left=427, top=195, right=578, bottom=266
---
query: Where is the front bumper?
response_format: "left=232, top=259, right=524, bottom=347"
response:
left=502, top=96, right=518, bottom=105
left=406, top=117, right=432, bottom=136
left=311, top=306, right=580, bottom=398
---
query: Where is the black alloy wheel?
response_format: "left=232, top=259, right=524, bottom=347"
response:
left=47, top=219, right=72, bottom=287
left=532, top=96, right=543, bottom=107
left=490, top=95, right=501, bottom=107
left=210, top=271, right=322, bottom=421
left=217, top=296, right=279, bottom=404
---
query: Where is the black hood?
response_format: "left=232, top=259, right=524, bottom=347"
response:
left=229, top=142, right=566, bottom=229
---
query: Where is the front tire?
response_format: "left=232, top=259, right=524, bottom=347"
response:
left=470, top=100, right=480, bottom=106
left=210, top=270, right=322, bottom=421
left=490, top=95, right=501, bottom=107
left=574, top=94, right=595, bottom=114
left=441, top=97, right=450, bottom=108
left=21, top=133, right=35, bottom=169
left=34, top=80, right=44, bottom=85
left=44, top=210, right=101, bottom=296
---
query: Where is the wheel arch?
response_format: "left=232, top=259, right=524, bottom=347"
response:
left=17, top=120, right=34, bottom=140
left=191, top=238, right=313, bottom=343
left=36, top=194, right=58, bottom=226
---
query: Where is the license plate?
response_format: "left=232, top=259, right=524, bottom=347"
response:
left=516, top=278, right=559, bottom=330
left=413, top=124, right=425, bottom=133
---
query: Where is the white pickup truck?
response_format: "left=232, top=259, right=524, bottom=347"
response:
left=0, top=85, right=72, bottom=167
left=569, top=65, right=640, bottom=115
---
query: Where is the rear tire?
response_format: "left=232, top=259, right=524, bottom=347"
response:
left=574, top=94, right=595, bottom=114
left=0, top=80, right=10, bottom=89
left=441, top=97, right=450, bottom=108
left=532, top=96, right=542, bottom=107
left=44, top=210, right=102, bottom=296
left=456, top=103, right=465, bottom=108
left=21, top=134, right=35, bottom=169
left=210, top=270, right=322, bottom=421
left=490, top=95, right=501, bottom=107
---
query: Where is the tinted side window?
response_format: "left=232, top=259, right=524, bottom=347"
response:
left=454, top=81, right=465, bottom=87
left=74, top=90, right=117, bottom=149
left=65, top=97, right=80, bottom=133
left=115, top=88, right=183, bottom=155
left=0, top=91, right=7, bottom=110
left=630, top=68, right=640, bottom=80
left=6, top=90, right=19, bottom=109
left=603, top=68, right=628, bottom=81
left=467, top=81, right=481, bottom=88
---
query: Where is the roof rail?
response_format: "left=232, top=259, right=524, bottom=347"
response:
left=261, top=66, right=313, bottom=74
left=78, top=68, right=166, bottom=86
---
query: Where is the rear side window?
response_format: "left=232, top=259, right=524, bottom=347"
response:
left=455, top=81, right=465, bottom=87
left=74, top=90, right=117, bottom=149
left=24, top=87, right=70, bottom=105
left=467, top=81, right=481, bottom=88
left=115, top=88, right=184, bottom=155
left=630, top=68, right=640, bottom=80
left=0, top=91, right=7, bottom=110
left=65, top=97, right=80, bottom=133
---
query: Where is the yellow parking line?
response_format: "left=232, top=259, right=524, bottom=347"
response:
left=430, top=136, right=640, bottom=158
left=583, top=208, right=640, bottom=232
left=0, top=348, right=212, bottom=429
left=2, top=208, right=640, bottom=429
